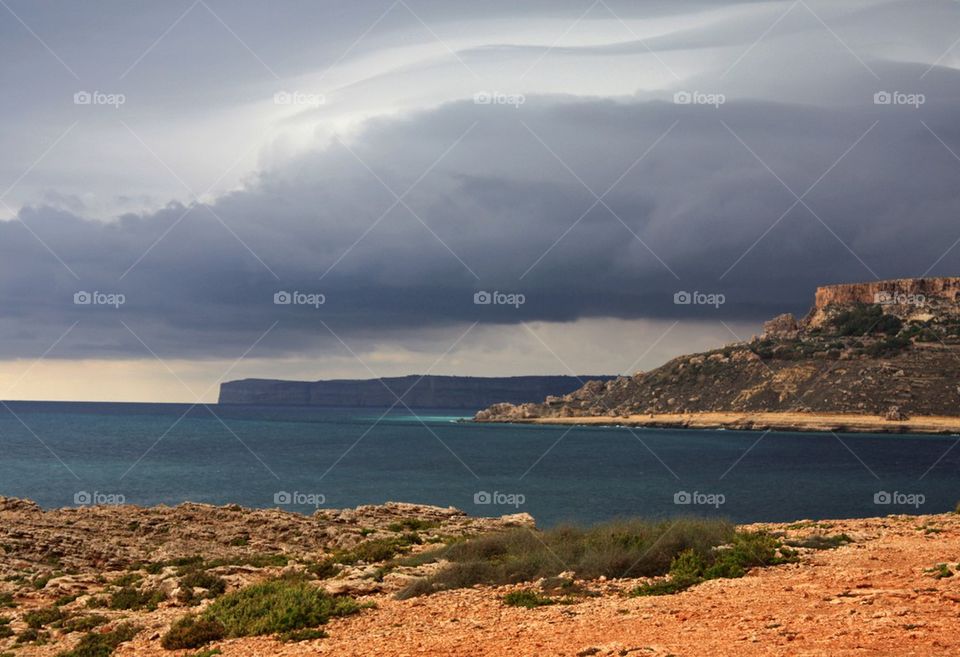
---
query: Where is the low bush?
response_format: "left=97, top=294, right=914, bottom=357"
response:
left=161, top=577, right=361, bottom=649
left=54, top=622, right=139, bottom=657
left=831, top=304, right=902, bottom=337
left=108, top=585, right=165, bottom=611
left=177, top=570, right=227, bottom=604
left=784, top=534, right=852, bottom=550
left=502, top=589, right=557, bottom=608
left=387, top=519, right=437, bottom=532
left=397, top=518, right=736, bottom=598
left=631, top=531, right=791, bottom=596
left=205, top=577, right=360, bottom=637
left=24, top=605, right=65, bottom=629
left=63, top=614, right=108, bottom=632
left=160, top=616, right=225, bottom=650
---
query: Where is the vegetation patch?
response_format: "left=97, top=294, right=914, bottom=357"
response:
left=387, top=519, right=437, bottom=533
left=160, top=616, right=226, bottom=650
left=503, top=589, right=563, bottom=608
left=108, top=585, right=165, bottom=611
left=630, top=531, right=793, bottom=596
left=24, top=605, right=66, bottom=629
left=926, top=563, right=954, bottom=579
left=397, top=518, right=741, bottom=599
left=205, top=577, right=360, bottom=637
left=177, top=570, right=227, bottom=605
left=831, top=304, right=903, bottom=337
left=54, top=622, right=140, bottom=657
left=161, top=577, right=360, bottom=649
left=784, top=534, right=853, bottom=550
left=63, top=614, right=108, bottom=633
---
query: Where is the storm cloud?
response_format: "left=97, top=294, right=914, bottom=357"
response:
left=1, top=0, right=960, bottom=368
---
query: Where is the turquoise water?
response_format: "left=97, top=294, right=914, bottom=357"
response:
left=0, top=401, right=957, bottom=526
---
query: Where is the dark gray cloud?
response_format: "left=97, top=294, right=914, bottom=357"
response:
left=2, top=0, right=960, bottom=366
left=3, top=58, right=960, bottom=359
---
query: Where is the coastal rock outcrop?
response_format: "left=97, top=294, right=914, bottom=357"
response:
left=476, top=278, right=960, bottom=423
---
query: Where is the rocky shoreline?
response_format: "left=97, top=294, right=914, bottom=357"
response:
left=475, top=410, right=960, bottom=434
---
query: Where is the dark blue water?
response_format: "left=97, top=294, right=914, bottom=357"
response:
left=0, top=401, right=957, bottom=526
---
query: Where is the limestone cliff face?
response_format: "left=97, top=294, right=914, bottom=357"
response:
left=219, top=375, right=615, bottom=409
left=808, top=277, right=960, bottom=327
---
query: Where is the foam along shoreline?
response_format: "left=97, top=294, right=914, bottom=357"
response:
left=474, top=411, right=960, bottom=435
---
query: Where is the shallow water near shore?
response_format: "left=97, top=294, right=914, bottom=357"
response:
left=0, top=401, right=957, bottom=526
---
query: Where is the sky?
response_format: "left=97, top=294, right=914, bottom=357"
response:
left=1, top=0, right=959, bottom=402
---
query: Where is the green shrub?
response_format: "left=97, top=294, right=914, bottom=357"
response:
left=160, top=616, right=225, bottom=650
left=0, top=592, right=15, bottom=608
left=337, top=537, right=417, bottom=565
left=927, top=563, right=953, bottom=579
left=397, top=518, right=735, bottom=599
left=387, top=519, right=437, bottom=532
left=502, top=589, right=556, bottom=608
left=306, top=559, right=340, bottom=579
left=54, top=622, right=139, bottom=657
left=831, top=304, right=902, bottom=336
left=108, top=586, right=166, bottom=610
left=111, top=573, right=141, bottom=587
left=178, top=570, right=227, bottom=604
left=24, top=605, right=65, bottom=629
left=785, top=534, right=852, bottom=550
left=630, top=531, right=791, bottom=597
left=63, top=614, right=108, bottom=633
left=203, top=578, right=360, bottom=638
left=866, top=334, right=911, bottom=357
left=16, top=627, right=48, bottom=644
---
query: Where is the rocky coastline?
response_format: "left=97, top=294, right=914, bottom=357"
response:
left=1, top=498, right=959, bottom=655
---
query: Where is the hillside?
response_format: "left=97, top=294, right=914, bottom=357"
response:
left=219, top=375, right=614, bottom=409
left=476, top=278, right=960, bottom=430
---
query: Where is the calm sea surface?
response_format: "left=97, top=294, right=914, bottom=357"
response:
left=0, top=402, right=957, bottom=526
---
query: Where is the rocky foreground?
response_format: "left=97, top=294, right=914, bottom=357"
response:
left=0, top=498, right=959, bottom=656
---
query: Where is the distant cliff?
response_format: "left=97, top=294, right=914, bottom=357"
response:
left=218, top=375, right=615, bottom=409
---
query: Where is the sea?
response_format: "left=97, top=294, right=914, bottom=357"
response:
left=0, top=401, right=956, bottom=527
